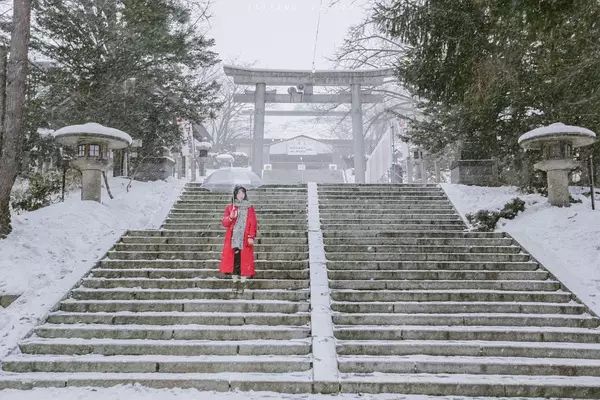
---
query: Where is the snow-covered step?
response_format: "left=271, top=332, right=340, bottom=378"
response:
left=91, top=268, right=309, bottom=280
left=59, top=299, right=309, bottom=313
left=82, top=277, right=308, bottom=290
left=322, top=223, right=466, bottom=231
left=99, top=259, right=309, bottom=270
left=2, top=354, right=312, bottom=373
left=323, top=236, right=514, bottom=245
left=338, top=373, right=600, bottom=397
left=47, top=311, right=311, bottom=326
left=125, top=229, right=308, bottom=238
left=337, top=340, right=600, bottom=358
left=323, top=230, right=506, bottom=238
left=19, top=338, right=311, bottom=356
left=119, top=236, right=308, bottom=245
left=327, top=260, right=540, bottom=271
left=328, top=269, right=548, bottom=280
left=70, top=288, right=309, bottom=301
left=105, top=250, right=307, bottom=261
left=332, top=313, right=597, bottom=328
left=337, top=354, right=600, bottom=376
left=325, top=244, right=522, bottom=254
left=112, top=243, right=309, bottom=253
left=334, top=325, right=600, bottom=342
left=329, top=279, right=560, bottom=291
left=331, top=301, right=587, bottom=315
left=34, top=323, right=311, bottom=341
left=326, top=252, right=531, bottom=262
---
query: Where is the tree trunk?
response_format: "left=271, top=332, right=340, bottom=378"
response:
left=0, top=0, right=31, bottom=238
left=0, top=46, right=8, bottom=155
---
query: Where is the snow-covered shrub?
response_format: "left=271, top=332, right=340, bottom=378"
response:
left=11, top=172, right=63, bottom=213
left=467, top=197, right=525, bottom=232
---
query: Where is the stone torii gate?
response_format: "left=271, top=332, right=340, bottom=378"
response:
left=224, top=66, right=392, bottom=183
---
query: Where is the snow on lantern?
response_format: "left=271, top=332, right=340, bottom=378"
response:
left=52, top=123, right=133, bottom=202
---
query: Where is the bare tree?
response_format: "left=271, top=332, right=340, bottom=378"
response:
left=208, top=77, right=251, bottom=152
left=0, top=0, right=31, bottom=238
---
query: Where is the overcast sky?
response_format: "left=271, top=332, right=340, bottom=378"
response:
left=209, top=0, right=370, bottom=70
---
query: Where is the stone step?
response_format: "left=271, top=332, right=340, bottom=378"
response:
left=105, top=250, right=307, bottom=261
left=326, top=261, right=539, bottom=271
left=161, top=223, right=306, bottom=230
left=337, top=373, right=600, bottom=398
left=329, top=280, right=560, bottom=291
left=321, top=214, right=463, bottom=221
left=35, top=324, right=311, bottom=341
left=322, top=217, right=464, bottom=224
left=334, top=325, right=600, bottom=342
left=320, top=210, right=456, bottom=216
left=59, top=299, right=309, bottom=313
left=322, top=237, right=514, bottom=246
left=328, top=269, right=547, bottom=281
left=113, top=243, right=309, bottom=253
left=82, top=278, right=308, bottom=290
left=3, top=354, right=311, bottom=373
left=337, top=340, right=600, bottom=359
left=331, top=301, right=587, bottom=315
left=319, top=201, right=453, bottom=208
left=326, top=252, right=530, bottom=262
left=126, top=229, right=307, bottom=238
left=99, top=259, right=309, bottom=270
left=46, top=311, right=310, bottom=326
left=319, top=194, right=447, bottom=199
left=331, top=290, right=571, bottom=303
left=92, top=268, right=309, bottom=280
left=168, top=208, right=306, bottom=215
left=332, top=313, right=597, bottom=328
left=323, top=230, right=504, bottom=239
left=337, top=355, right=600, bottom=376
left=325, top=245, right=521, bottom=254
left=19, top=338, right=311, bottom=356
left=119, top=236, right=308, bottom=245
left=166, top=214, right=307, bottom=222
left=70, top=288, right=309, bottom=301
left=322, top=224, right=465, bottom=232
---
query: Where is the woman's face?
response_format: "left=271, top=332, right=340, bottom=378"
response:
left=236, top=190, right=246, bottom=201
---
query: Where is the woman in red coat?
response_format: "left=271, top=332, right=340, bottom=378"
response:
left=219, top=185, right=258, bottom=293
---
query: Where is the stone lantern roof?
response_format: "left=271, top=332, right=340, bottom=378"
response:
left=52, top=122, right=133, bottom=149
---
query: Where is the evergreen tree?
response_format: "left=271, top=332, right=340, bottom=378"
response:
left=375, top=0, right=600, bottom=185
left=32, top=0, right=221, bottom=157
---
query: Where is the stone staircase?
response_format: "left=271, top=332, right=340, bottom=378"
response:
left=0, top=183, right=313, bottom=391
left=318, top=183, right=600, bottom=397
left=2, top=182, right=600, bottom=397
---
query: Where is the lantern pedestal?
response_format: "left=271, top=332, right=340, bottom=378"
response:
left=72, top=158, right=109, bottom=202
left=534, top=159, right=578, bottom=207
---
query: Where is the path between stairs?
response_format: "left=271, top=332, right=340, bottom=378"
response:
left=1, top=183, right=600, bottom=398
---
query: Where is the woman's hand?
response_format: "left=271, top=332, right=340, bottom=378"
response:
left=247, top=237, right=255, bottom=246
left=229, top=207, right=238, bottom=220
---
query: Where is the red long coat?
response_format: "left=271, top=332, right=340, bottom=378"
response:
left=219, top=204, right=258, bottom=277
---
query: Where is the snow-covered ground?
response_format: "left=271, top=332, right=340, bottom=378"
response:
left=0, top=176, right=186, bottom=359
left=442, top=183, right=600, bottom=317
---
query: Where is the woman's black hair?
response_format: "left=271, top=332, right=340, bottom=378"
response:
left=233, top=185, right=248, bottom=202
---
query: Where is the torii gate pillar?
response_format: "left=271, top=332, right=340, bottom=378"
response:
left=252, top=83, right=266, bottom=175
left=351, top=83, right=365, bottom=183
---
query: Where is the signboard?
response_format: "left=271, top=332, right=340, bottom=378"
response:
left=287, top=138, right=316, bottom=156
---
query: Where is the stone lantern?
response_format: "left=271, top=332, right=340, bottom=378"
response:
left=518, top=122, right=597, bottom=207
left=52, top=123, right=133, bottom=202
left=197, top=139, right=212, bottom=176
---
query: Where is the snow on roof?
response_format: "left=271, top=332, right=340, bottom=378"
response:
left=518, top=122, right=597, bottom=149
left=52, top=123, right=133, bottom=149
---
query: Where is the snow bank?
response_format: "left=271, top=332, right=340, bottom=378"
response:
left=0, top=176, right=185, bottom=359
left=442, top=183, right=600, bottom=316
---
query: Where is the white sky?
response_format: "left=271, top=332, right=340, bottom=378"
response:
left=209, top=0, right=370, bottom=69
